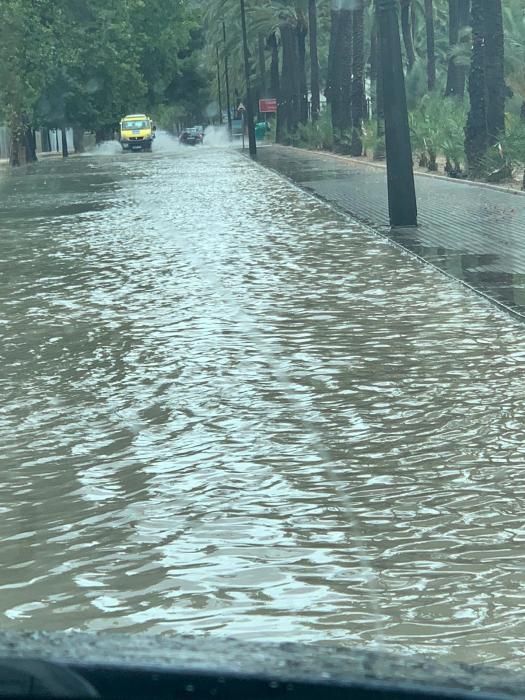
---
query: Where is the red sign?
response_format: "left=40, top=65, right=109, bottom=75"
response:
left=259, top=98, right=277, bottom=113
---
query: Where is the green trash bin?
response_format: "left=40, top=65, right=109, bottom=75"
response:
left=255, top=122, right=267, bottom=142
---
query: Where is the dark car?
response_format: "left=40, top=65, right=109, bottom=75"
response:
left=179, top=127, right=203, bottom=146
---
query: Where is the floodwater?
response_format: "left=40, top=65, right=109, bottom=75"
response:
left=1, top=134, right=525, bottom=669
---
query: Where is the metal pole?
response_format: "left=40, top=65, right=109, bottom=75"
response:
left=216, top=46, right=223, bottom=124
left=240, top=0, right=257, bottom=158
left=376, top=0, right=417, bottom=227
left=223, top=22, right=233, bottom=137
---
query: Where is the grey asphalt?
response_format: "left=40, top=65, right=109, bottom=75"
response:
left=255, top=145, right=525, bottom=320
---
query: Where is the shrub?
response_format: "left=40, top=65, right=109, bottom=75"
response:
left=409, top=94, right=467, bottom=174
left=290, top=109, right=333, bottom=151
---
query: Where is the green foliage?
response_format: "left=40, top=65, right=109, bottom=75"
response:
left=409, top=93, right=467, bottom=171
left=0, top=0, right=57, bottom=123
left=503, top=0, right=525, bottom=113
left=479, top=114, right=525, bottom=184
left=0, top=0, right=208, bottom=142
left=286, top=109, right=333, bottom=150
left=502, top=115, right=525, bottom=170
left=362, top=120, right=382, bottom=158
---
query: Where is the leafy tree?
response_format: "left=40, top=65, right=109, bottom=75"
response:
left=0, top=0, right=57, bottom=164
left=0, top=0, right=207, bottom=163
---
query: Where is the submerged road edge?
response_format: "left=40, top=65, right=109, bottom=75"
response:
left=250, top=150, right=525, bottom=326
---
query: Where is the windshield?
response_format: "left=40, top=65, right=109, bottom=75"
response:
left=1, top=0, right=524, bottom=687
left=122, top=120, right=148, bottom=129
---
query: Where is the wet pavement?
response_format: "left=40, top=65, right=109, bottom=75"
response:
left=256, top=146, right=525, bottom=319
left=2, top=138, right=525, bottom=668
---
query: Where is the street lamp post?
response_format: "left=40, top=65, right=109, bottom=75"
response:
left=222, top=22, right=233, bottom=137
left=216, top=45, right=223, bottom=124
left=376, top=0, right=417, bottom=228
left=239, top=0, right=257, bottom=158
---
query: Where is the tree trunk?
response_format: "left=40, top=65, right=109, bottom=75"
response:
left=370, top=17, right=377, bottom=88
left=26, top=125, right=37, bottom=162
left=331, top=5, right=353, bottom=148
left=278, top=22, right=300, bottom=139
left=73, top=127, right=85, bottom=153
left=445, top=0, right=459, bottom=95
left=445, top=0, right=470, bottom=98
left=401, top=0, right=416, bottom=70
left=424, top=0, right=436, bottom=91
left=9, top=128, right=25, bottom=168
left=374, top=13, right=385, bottom=161
left=257, top=32, right=267, bottom=99
left=351, top=1, right=365, bottom=156
left=484, top=0, right=504, bottom=144
left=308, top=0, right=321, bottom=121
left=464, top=0, right=487, bottom=175
left=61, top=128, right=69, bottom=157
left=269, top=32, right=280, bottom=99
left=326, top=5, right=338, bottom=105
left=9, top=113, right=36, bottom=166
left=411, top=0, right=417, bottom=39
left=41, top=128, right=51, bottom=152
left=297, top=20, right=309, bottom=124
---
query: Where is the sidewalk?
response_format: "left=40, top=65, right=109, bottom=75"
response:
left=256, top=145, right=525, bottom=321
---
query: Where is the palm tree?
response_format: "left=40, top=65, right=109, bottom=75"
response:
left=268, top=32, right=280, bottom=100
left=308, top=0, right=320, bottom=120
left=401, top=0, right=416, bottom=70
left=280, top=20, right=300, bottom=134
left=371, top=15, right=385, bottom=159
left=464, top=0, right=487, bottom=173
left=297, top=8, right=309, bottom=123
left=351, top=0, right=365, bottom=156
left=484, top=0, right=505, bottom=143
left=257, top=32, right=267, bottom=98
left=328, top=0, right=353, bottom=147
left=445, top=0, right=470, bottom=98
left=325, top=0, right=339, bottom=106
left=424, top=0, right=435, bottom=91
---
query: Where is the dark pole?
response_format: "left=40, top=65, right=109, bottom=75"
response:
left=376, top=0, right=417, bottom=227
left=223, top=22, right=233, bottom=137
left=240, top=0, right=257, bottom=157
left=216, top=46, right=224, bottom=124
left=61, top=127, right=69, bottom=157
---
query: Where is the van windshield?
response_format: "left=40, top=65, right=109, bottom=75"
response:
left=122, top=120, right=148, bottom=129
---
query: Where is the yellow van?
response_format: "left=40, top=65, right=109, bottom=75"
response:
left=119, top=114, right=156, bottom=152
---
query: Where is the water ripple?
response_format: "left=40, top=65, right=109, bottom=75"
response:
left=1, top=144, right=525, bottom=668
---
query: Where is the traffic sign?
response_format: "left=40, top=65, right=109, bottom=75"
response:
left=259, top=98, right=277, bottom=113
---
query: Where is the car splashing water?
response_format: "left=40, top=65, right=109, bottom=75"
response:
left=1, top=144, right=525, bottom=668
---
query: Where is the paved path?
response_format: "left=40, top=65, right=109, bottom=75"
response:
left=256, top=146, right=525, bottom=320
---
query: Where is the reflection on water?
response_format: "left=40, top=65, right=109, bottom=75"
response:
left=256, top=147, right=525, bottom=322
left=1, top=142, right=525, bottom=669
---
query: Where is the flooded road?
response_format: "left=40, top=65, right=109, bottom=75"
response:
left=2, top=138, right=525, bottom=668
